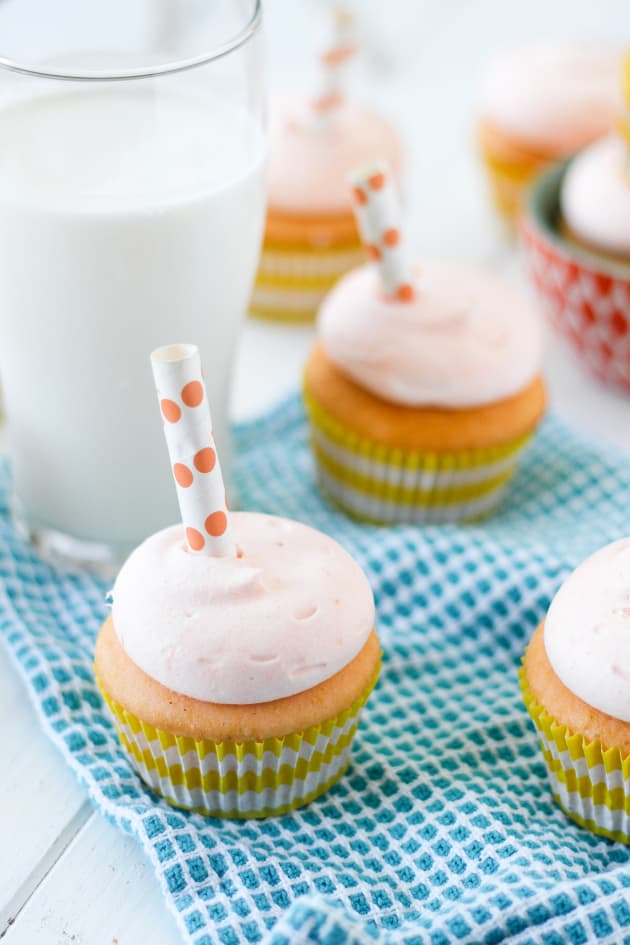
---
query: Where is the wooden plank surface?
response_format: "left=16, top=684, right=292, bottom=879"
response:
left=0, top=645, right=91, bottom=936
left=2, top=814, right=181, bottom=945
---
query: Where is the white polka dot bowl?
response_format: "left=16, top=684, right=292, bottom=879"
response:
left=521, top=161, right=630, bottom=393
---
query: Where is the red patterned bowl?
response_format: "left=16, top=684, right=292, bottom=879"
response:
left=521, top=161, right=630, bottom=392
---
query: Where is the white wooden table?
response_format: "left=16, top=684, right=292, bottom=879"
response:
left=2, top=2, right=630, bottom=942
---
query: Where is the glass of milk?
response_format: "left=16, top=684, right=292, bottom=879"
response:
left=0, top=0, right=266, bottom=569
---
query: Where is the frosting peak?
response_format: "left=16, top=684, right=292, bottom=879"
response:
left=111, top=512, right=375, bottom=704
left=545, top=538, right=630, bottom=722
left=318, top=262, right=543, bottom=408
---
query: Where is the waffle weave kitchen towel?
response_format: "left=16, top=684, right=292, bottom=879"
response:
left=2, top=396, right=630, bottom=945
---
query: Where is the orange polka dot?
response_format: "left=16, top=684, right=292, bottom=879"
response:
left=321, top=43, right=355, bottom=67
left=353, top=186, right=368, bottom=206
left=368, top=171, right=385, bottom=191
left=181, top=380, right=203, bottom=408
left=205, top=510, right=228, bottom=537
left=161, top=399, right=181, bottom=423
left=186, top=527, right=205, bottom=551
left=173, top=463, right=193, bottom=488
left=312, top=91, right=343, bottom=113
left=194, top=447, right=216, bottom=474
left=396, top=283, right=415, bottom=302
left=383, top=228, right=400, bottom=247
left=366, top=244, right=382, bottom=261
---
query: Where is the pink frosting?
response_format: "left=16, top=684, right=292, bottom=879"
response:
left=267, top=96, right=402, bottom=214
left=545, top=537, right=630, bottom=722
left=480, top=39, right=620, bottom=154
left=111, top=512, right=375, bottom=704
left=318, top=262, right=543, bottom=408
left=561, top=135, right=630, bottom=256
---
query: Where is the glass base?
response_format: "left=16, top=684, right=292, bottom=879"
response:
left=11, top=494, right=133, bottom=578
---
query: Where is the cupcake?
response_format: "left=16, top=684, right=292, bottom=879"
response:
left=250, top=10, right=401, bottom=323
left=304, top=164, right=546, bottom=525
left=521, top=538, right=630, bottom=843
left=478, top=39, right=620, bottom=225
left=559, top=135, right=630, bottom=264
left=95, top=344, right=379, bottom=818
left=521, top=71, right=630, bottom=392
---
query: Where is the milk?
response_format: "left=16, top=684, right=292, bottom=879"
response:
left=0, top=85, right=265, bottom=559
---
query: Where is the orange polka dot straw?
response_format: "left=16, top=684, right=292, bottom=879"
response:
left=349, top=161, right=415, bottom=302
left=151, top=344, right=234, bottom=557
left=311, top=5, right=356, bottom=118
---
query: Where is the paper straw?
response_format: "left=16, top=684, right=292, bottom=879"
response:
left=350, top=161, right=415, bottom=302
left=311, top=5, right=356, bottom=116
left=151, top=343, right=234, bottom=557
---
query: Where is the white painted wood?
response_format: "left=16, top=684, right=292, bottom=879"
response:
left=0, top=646, right=91, bottom=935
left=2, top=814, right=181, bottom=945
left=545, top=343, right=630, bottom=452
left=1, top=1, right=630, bottom=943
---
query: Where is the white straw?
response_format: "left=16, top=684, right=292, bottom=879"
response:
left=151, top=343, right=234, bottom=557
left=311, top=5, right=356, bottom=117
left=350, top=161, right=415, bottom=301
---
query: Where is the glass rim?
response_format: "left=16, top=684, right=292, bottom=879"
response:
left=0, top=0, right=262, bottom=81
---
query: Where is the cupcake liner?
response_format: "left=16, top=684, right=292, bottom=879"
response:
left=250, top=284, right=333, bottom=323
left=97, top=666, right=379, bottom=819
left=250, top=243, right=364, bottom=323
left=479, top=145, right=549, bottom=223
left=258, top=245, right=365, bottom=282
left=304, top=388, right=532, bottom=525
left=521, top=669, right=630, bottom=844
left=521, top=212, right=630, bottom=393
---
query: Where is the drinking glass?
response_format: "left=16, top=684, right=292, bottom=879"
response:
left=0, top=0, right=266, bottom=569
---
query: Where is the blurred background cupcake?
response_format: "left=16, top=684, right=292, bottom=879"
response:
left=477, top=38, right=620, bottom=227
left=304, top=163, right=546, bottom=524
left=521, top=537, right=630, bottom=843
left=249, top=5, right=402, bottom=323
left=522, top=51, right=630, bottom=392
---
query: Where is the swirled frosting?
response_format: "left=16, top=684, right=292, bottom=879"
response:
left=545, top=538, right=630, bottom=723
left=480, top=39, right=620, bottom=154
left=111, top=512, right=375, bottom=704
left=318, top=262, right=543, bottom=408
left=267, top=96, right=402, bottom=213
left=561, top=136, right=630, bottom=256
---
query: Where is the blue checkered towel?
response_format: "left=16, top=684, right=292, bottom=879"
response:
left=2, top=395, right=630, bottom=945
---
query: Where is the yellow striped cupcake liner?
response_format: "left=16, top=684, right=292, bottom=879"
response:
left=304, top=387, right=532, bottom=525
left=478, top=146, right=550, bottom=223
left=258, top=244, right=364, bottom=283
left=486, top=172, right=525, bottom=223
left=250, top=244, right=364, bottom=323
left=97, top=666, right=379, bottom=819
left=617, top=110, right=630, bottom=154
left=520, top=669, right=630, bottom=844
